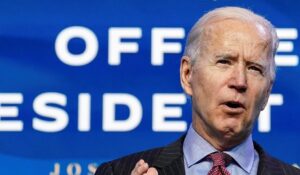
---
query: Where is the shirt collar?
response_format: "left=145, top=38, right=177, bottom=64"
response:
left=224, top=133, right=255, bottom=173
left=183, top=125, right=255, bottom=173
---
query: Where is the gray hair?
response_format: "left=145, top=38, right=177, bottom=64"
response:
left=183, top=6, right=278, bottom=81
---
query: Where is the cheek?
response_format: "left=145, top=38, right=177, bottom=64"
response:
left=190, top=64, right=229, bottom=110
left=249, top=82, right=270, bottom=112
left=191, top=74, right=217, bottom=108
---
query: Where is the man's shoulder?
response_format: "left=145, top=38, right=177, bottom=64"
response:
left=254, top=142, right=300, bottom=174
left=260, top=153, right=300, bottom=174
left=94, top=145, right=166, bottom=175
left=95, top=136, right=185, bottom=175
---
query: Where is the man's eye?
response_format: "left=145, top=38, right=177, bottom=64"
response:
left=249, top=66, right=263, bottom=74
left=217, top=59, right=231, bottom=65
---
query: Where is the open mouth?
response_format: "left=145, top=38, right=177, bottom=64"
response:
left=224, top=101, right=245, bottom=109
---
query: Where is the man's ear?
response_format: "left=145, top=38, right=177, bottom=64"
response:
left=180, top=56, right=193, bottom=96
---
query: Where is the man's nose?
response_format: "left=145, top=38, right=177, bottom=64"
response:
left=228, top=66, right=248, bottom=93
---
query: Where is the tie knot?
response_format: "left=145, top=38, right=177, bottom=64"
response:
left=208, top=152, right=232, bottom=167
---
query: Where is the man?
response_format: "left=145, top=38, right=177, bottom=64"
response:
left=95, top=7, right=300, bottom=175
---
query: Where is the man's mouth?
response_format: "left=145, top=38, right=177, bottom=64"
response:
left=225, top=101, right=245, bottom=109
left=222, top=101, right=245, bottom=114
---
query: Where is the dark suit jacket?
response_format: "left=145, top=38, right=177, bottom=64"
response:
left=95, top=136, right=300, bottom=175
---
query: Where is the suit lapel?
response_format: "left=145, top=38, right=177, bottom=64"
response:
left=254, top=142, right=285, bottom=175
left=152, top=135, right=186, bottom=175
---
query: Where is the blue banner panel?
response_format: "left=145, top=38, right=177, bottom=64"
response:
left=0, top=0, right=299, bottom=174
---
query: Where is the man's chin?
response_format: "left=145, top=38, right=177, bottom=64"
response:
left=216, top=126, right=247, bottom=146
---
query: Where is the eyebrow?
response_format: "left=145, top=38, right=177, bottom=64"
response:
left=216, top=54, right=268, bottom=71
left=215, top=53, right=239, bottom=60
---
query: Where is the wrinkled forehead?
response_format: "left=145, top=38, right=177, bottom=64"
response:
left=200, top=19, right=273, bottom=55
left=203, top=19, right=270, bottom=40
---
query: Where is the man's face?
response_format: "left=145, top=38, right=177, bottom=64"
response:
left=181, top=19, right=273, bottom=147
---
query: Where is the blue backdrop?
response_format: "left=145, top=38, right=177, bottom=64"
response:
left=0, top=0, right=299, bottom=174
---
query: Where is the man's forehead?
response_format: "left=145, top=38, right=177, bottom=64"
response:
left=200, top=19, right=271, bottom=49
left=201, top=19, right=269, bottom=39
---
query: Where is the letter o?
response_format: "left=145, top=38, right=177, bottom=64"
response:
left=67, top=163, right=82, bottom=175
left=55, top=26, right=98, bottom=66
